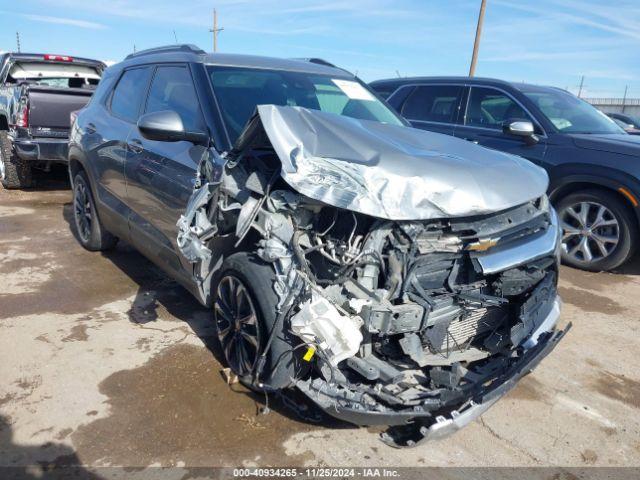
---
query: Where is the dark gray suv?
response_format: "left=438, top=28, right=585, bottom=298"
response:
left=69, top=45, right=567, bottom=447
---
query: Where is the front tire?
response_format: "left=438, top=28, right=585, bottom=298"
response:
left=0, top=131, right=32, bottom=189
left=557, top=189, right=637, bottom=271
left=72, top=171, right=118, bottom=251
left=213, top=253, right=305, bottom=390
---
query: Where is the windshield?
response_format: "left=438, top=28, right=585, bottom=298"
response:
left=611, top=117, right=632, bottom=130
left=207, top=66, right=403, bottom=142
left=619, top=114, right=640, bottom=128
left=522, top=87, right=624, bottom=134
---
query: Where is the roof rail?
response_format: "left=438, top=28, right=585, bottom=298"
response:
left=292, top=57, right=338, bottom=68
left=125, top=44, right=206, bottom=60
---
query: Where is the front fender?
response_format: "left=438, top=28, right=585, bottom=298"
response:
left=548, top=166, right=640, bottom=224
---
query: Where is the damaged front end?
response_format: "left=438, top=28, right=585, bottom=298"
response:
left=177, top=105, right=569, bottom=447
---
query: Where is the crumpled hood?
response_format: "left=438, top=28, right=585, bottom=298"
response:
left=256, top=105, right=548, bottom=220
left=571, top=133, right=640, bottom=157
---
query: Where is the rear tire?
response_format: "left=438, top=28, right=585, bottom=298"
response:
left=557, top=189, right=637, bottom=271
left=0, top=131, right=32, bottom=189
left=213, top=252, right=307, bottom=390
left=72, top=171, right=118, bottom=251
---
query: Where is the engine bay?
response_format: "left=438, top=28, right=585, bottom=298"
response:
left=175, top=107, right=568, bottom=447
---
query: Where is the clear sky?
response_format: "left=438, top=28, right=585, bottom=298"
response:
left=1, top=0, right=638, bottom=97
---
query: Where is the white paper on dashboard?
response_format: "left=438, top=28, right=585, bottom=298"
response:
left=332, top=79, right=376, bottom=101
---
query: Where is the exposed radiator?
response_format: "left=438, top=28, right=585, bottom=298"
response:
left=427, top=305, right=508, bottom=353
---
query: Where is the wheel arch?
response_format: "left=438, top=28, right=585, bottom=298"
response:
left=198, top=228, right=264, bottom=308
left=549, top=175, right=640, bottom=232
left=68, top=156, right=84, bottom=179
left=67, top=151, right=106, bottom=232
left=67, top=146, right=97, bottom=196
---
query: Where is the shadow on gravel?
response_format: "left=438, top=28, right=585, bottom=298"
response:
left=103, top=243, right=348, bottom=428
left=0, top=415, right=102, bottom=479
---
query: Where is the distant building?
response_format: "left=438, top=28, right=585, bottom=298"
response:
left=585, top=98, right=640, bottom=117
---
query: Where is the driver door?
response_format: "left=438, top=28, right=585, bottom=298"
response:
left=124, top=64, right=208, bottom=278
left=454, top=86, right=547, bottom=166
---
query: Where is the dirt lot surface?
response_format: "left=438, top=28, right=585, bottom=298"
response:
left=1, top=169, right=640, bottom=473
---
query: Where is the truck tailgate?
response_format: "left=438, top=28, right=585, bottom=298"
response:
left=27, top=86, right=94, bottom=132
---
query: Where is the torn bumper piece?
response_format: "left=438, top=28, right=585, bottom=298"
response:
left=296, top=295, right=567, bottom=445
left=383, top=321, right=570, bottom=447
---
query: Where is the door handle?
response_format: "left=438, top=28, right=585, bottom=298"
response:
left=85, top=123, right=97, bottom=134
left=127, top=139, right=143, bottom=154
left=463, top=138, right=479, bottom=144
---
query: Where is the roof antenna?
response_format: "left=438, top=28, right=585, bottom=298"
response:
left=395, top=70, right=401, bottom=78
left=16, top=31, right=21, bottom=52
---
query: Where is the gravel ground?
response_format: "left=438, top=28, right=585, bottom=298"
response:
left=1, top=168, right=639, bottom=475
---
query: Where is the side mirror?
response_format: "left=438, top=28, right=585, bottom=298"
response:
left=503, top=119, right=538, bottom=145
left=137, top=110, right=209, bottom=145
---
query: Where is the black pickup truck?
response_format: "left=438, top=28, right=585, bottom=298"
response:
left=0, top=53, right=105, bottom=188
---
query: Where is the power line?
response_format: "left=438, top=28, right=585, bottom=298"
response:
left=469, top=0, right=487, bottom=77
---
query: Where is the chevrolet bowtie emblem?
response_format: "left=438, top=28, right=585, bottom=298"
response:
left=467, top=238, right=500, bottom=252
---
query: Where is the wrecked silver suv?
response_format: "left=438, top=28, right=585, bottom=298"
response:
left=70, top=49, right=568, bottom=447
left=179, top=102, right=569, bottom=446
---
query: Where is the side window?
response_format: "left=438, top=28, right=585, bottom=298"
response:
left=145, top=66, right=204, bottom=132
left=401, top=85, right=463, bottom=124
left=110, top=67, right=152, bottom=123
left=465, top=87, right=532, bottom=129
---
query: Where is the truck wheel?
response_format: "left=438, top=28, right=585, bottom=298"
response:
left=213, top=252, right=307, bottom=390
left=72, top=171, right=118, bottom=251
left=557, top=189, right=637, bottom=271
left=0, top=131, right=32, bottom=189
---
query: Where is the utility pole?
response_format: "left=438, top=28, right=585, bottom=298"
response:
left=209, top=9, right=224, bottom=53
left=16, top=32, right=21, bottom=52
left=577, top=75, right=585, bottom=98
left=622, top=85, right=628, bottom=113
left=468, top=0, right=487, bottom=77
left=173, top=30, right=178, bottom=44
